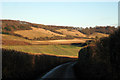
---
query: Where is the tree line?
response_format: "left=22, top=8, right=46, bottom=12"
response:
left=78, top=26, right=117, bottom=35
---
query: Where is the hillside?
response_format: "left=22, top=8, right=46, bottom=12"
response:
left=88, top=32, right=109, bottom=38
left=79, top=26, right=117, bottom=35
left=14, top=27, right=66, bottom=40
left=1, top=20, right=87, bottom=40
left=1, top=19, right=114, bottom=41
left=1, top=20, right=32, bottom=34
left=2, top=34, right=90, bottom=45
left=56, top=29, right=86, bottom=38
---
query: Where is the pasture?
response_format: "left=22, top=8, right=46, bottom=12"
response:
left=14, top=27, right=66, bottom=39
left=3, top=45, right=82, bottom=57
left=56, top=29, right=86, bottom=37
left=2, top=34, right=90, bottom=45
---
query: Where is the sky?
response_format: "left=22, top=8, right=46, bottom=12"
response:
left=1, top=2, right=118, bottom=27
left=1, top=0, right=119, bottom=2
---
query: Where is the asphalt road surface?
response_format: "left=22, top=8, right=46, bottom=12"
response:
left=38, top=62, right=77, bottom=80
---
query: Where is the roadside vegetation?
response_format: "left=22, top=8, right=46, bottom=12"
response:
left=2, top=48, right=77, bottom=80
left=74, top=27, right=120, bottom=79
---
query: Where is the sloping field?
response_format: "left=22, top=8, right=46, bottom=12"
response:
left=14, top=27, right=66, bottom=39
left=2, top=39, right=31, bottom=45
left=31, top=38, right=90, bottom=45
left=2, top=34, right=30, bottom=42
left=56, top=29, right=86, bottom=37
left=3, top=45, right=81, bottom=57
left=2, top=34, right=32, bottom=45
left=88, top=32, right=109, bottom=38
left=2, top=34, right=90, bottom=45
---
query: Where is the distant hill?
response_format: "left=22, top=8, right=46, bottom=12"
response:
left=1, top=19, right=115, bottom=40
left=1, top=20, right=32, bottom=34
left=79, top=26, right=117, bottom=35
left=1, top=20, right=87, bottom=40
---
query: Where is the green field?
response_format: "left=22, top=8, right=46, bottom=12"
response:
left=3, top=45, right=82, bottom=56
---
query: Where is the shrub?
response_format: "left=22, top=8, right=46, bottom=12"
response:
left=74, top=28, right=120, bottom=80
left=2, top=48, right=76, bottom=80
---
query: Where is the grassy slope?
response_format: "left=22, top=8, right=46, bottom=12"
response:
left=14, top=27, right=66, bottom=39
left=2, top=20, right=87, bottom=40
left=88, top=32, right=109, bottom=38
left=2, top=34, right=89, bottom=45
left=56, top=29, right=86, bottom=37
left=2, top=20, right=110, bottom=40
left=2, top=34, right=30, bottom=42
left=3, top=45, right=81, bottom=57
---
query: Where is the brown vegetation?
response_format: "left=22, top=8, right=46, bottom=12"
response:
left=2, top=20, right=113, bottom=41
left=2, top=34, right=90, bottom=45
left=2, top=39, right=31, bottom=45
left=88, top=32, right=109, bottom=38
left=31, top=39, right=90, bottom=45
left=74, top=27, right=120, bottom=79
left=56, top=29, right=86, bottom=37
left=14, top=27, right=66, bottom=40
left=79, top=26, right=117, bottom=35
left=2, top=48, right=77, bottom=80
left=1, top=20, right=32, bottom=34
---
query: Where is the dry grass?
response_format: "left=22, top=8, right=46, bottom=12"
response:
left=2, top=39, right=31, bottom=45
left=2, top=34, right=31, bottom=42
left=88, top=32, right=109, bottom=38
left=14, top=27, right=66, bottom=39
left=2, top=34, right=90, bottom=45
left=56, top=29, right=86, bottom=37
left=31, top=38, right=90, bottom=45
left=2, top=34, right=32, bottom=45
